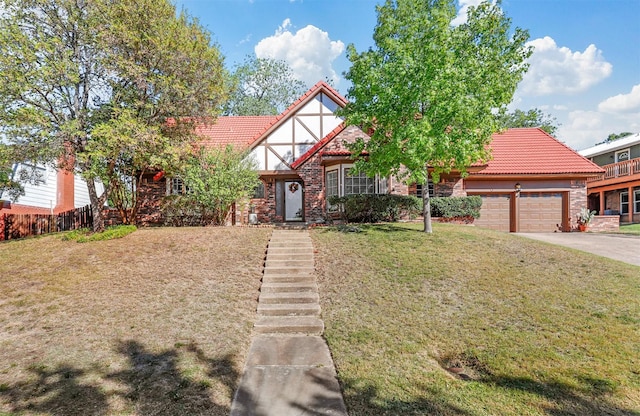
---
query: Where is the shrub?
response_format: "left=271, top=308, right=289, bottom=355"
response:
left=430, top=196, right=482, bottom=219
left=328, top=194, right=422, bottom=223
left=160, top=195, right=214, bottom=227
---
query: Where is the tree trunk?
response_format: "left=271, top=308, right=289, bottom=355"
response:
left=423, top=186, right=433, bottom=233
left=86, top=178, right=106, bottom=233
left=422, top=167, right=433, bottom=233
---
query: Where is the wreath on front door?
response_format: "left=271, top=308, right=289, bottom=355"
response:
left=288, top=182, right=299, bottom=193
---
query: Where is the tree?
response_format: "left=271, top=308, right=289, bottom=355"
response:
left=0, top=145, right=23, bottom=202
left=223, top=56, right=307, bottom=115
left=341, top=0, right=531, bottom=232
left=496, top=108, right=559, bottom=135
left=0, top=0, right=227, bottom=231
left=596, top=132, right=633, bottom=145
left=167, top=146, right=260, bottom=225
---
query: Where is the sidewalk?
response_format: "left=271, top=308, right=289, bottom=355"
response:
left=230, top=229, right=348, bottom=415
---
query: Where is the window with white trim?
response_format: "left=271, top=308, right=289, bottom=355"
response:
left=326, top=170, right=338, bottom=211
left=634, top=189, right=640, bottom=214
left=615, top=149, right=630, bottom=162
left=621, top=191, right=629, bottom=215
left=344, top=168, right=375, bottom=195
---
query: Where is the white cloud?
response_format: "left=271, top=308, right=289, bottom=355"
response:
left=452, top=0, right=489, bottom=26
left=254, top=19, right=345, bottom=88
left=518, top=36, right=612, bottom=97
left=558, top=108, right=640, bottom=150
left=598, top=84, right=640, bottom=113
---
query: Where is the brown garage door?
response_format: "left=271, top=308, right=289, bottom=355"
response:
left=519, top=192, right=563, bottom=232
left=475, top=194, right=511, bottom=232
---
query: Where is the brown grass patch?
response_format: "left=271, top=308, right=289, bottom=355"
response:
left=0, top=227, right=271, bottom=415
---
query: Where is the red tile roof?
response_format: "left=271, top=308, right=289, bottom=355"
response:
left=196, top=116, right=277, bottom=149
left=475, top=128, right=604, bottom=175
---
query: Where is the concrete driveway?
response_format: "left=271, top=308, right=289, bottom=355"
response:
left=516, top=232, right=640, bottom=267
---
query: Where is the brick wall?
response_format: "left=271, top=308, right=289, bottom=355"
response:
left=588, top=215, right=620, bottom=232
left=136, top=173, right=167, bottom=225
left=569, top=180, right=588, bottom=229
left=297, top=152, right=326, bottom=223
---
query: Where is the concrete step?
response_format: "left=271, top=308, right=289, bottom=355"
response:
left=267, top=246, right=313, bottom=254
left=264, top=259, right=314, bottom=268
left=261, top=282, right=317, bottom=293
left=254, top=316, right=324, bottom=335
left=259, top=292, right=319, bottom=304
left=264, top=266, right=314, bottom=276
left=257, top=303, right=320, bottom=316
left=262, top=274, right=316, bottom=284
left=266, top=253, right=313, bottom=261
left=268, top=241, right=313, bottom=248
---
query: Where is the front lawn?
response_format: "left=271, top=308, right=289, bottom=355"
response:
left=618, top=223, right=640, bottom=235
left=312, top=223, right=640, bottom=415
left=0, top=227, right=271, bottom=415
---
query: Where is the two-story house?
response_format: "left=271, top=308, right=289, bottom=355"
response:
left=579, top=133, right=640, bottom=224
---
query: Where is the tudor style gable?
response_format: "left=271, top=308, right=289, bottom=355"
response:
left=248, top=81, right=347, bottom=172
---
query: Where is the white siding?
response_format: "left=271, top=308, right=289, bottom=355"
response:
left=13, top=164, right=57, bottom=210
left=74, top=176, right=104, bottom=208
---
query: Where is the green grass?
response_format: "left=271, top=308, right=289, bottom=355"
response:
left=311, top=223, right=640, bottom=415
left=61, top=224, right=138, bottom=242
left=618, top=223, right=640, bottom=235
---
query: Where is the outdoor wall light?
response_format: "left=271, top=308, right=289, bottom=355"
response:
left=514, top=183, right=522, bottom=194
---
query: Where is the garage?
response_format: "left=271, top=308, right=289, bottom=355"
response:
left=474, top=194, right=511, bottom=232
left=519, top=192, right=563, bottom=232
left=473, top=192, right=565, bottom=232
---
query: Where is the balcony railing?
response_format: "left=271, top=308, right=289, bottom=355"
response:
left=587, top=157, right=640, bottom=183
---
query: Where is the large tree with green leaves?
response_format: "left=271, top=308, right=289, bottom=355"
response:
left=223, top=56, right=307, bottom=115
left=342, top=0, right=531, bottom=232
left=163, top=146, right=260, bottom=226
left=496, top=108, right=559, bottom=135
left=0, top=0, right=227, bottom=231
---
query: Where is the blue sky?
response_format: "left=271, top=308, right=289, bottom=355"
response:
left=173, top=0, right=640, bottom=151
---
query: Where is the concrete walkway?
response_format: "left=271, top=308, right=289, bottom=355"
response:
left=517, top=232, right=640, bottom=267
left=230, top=229, right=348, bottom=416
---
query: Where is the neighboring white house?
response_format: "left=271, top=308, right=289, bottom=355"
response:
left=0, top=162, right=102, bottom=215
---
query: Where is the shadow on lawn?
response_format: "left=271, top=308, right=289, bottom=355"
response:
left=0, top=340, right=238, bottom=415
left=335, top=374, right=638, bottom=416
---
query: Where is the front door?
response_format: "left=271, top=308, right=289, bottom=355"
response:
left=285, top=181, right=304, bottom=221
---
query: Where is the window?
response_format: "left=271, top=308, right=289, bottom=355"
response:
left=344, top=169, right=375, bottom=195
left=634, top=189, right=640, bottom=214
left=253, top=182, right=265, bottom=199
left=621, top=191, right=629, bottom=215
left=170, top=177, right=190, bottom=195
left=615, top=149, right=630, bottom=162
left=415, top=179, right=434, bottom=199
left=326, top=170, right=338, bottom=211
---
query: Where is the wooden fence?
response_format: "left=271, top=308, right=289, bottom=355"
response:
left=1, top=205, right=93, bottom=241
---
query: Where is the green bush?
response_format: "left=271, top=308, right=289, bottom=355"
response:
left=328, top=194, right=421, bottom=223
left=430, top=196, right=482, bottom=219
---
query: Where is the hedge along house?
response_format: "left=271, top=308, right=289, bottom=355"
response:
left=138, top=82, right=604, bottom=231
